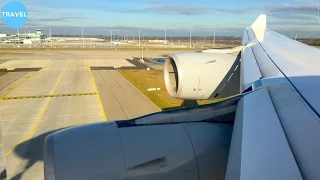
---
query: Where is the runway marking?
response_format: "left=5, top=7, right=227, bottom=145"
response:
left=89, top=61, right=107, bottom=121
left=7, top=68, right=15, bottom=71
left=2, top=92, right=97, bottom=100
left=5, top=60, right=71, bottom=157
left=0, top=61, right=51, bottom=101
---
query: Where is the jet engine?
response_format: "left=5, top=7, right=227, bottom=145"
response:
left=44, top=96, right=242, bottom=180
left=44, top=122, right=233, bottom=180
left=164, top=50, right=241, bottom=100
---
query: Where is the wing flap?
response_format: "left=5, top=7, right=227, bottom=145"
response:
left=226, top=88, right=302, bottom=180
left=260, top=78, right=320, bottom=180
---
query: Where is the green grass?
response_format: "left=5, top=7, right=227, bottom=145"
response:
left=119, top=70, right=220, bottom=110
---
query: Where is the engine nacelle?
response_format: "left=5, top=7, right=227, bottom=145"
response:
left=44, top=94, right=241, bottom=180
left=164, top=51, right=241, bottom=100
left=44, top=122, right=233, bottom=180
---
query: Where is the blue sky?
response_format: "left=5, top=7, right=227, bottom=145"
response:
left=0, top=0, right=320, bottom=37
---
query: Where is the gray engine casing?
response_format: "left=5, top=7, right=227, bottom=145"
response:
left=44, top=122, right=233, bottom=180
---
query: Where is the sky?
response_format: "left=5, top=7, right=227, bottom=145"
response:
left=0, top=0, right=320, bottom=38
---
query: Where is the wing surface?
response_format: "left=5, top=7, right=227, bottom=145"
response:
left=238, top=14, right=320, bottom=180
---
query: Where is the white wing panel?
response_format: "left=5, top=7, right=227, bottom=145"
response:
left=226, top=88, right=302, bottom=180
left=261, top=29, right=320, bottom=77
left=259, top=29, right=320, bottom=116
left=246, top=28, right=282, bottom=77
left=240, top=46, right=262, bottom=92
left=267, top=82, right=320, bottom=180
left=242, top=28, right=250, bottom=45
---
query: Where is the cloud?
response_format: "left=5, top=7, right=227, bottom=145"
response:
left=28, top=17, right=82, bottom=22
left=1, top=0, right=319, bottom=37
left=103, top=0, right=318, bottom=30
left=266, top=3, right=318, bottom=18
left=108, top=5, right=247, bottom=15
left=262, top=2, right=319, bottom=32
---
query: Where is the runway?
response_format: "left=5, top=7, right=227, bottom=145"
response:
left=0, top=50, right=166, bottom=179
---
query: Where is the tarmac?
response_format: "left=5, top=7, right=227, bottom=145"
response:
left=92, top=70, right=160, bottom=121
left=0, top=121, right=6, bottom=180
left=0, top=60, right=49, bottom=70
left=0, top=50, right=167, bottom=179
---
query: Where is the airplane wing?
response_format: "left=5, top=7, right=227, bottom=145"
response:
left=236, top=14, right=320, bottom=180
left=43, top=15, right=320, bottom=180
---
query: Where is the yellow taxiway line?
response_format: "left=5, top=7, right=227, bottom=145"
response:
left=6, top=68, right=15, bottom=71
left=0, top=61, right=51, bottom=101
left=89, top=61, right=107, bottom=121
left=5, top=60, right=71, bottom=157
left=3, top=92, right=97, bottom=100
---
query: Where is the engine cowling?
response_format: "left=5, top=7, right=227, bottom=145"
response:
left=44, top=121, right=233, bottom=180
left=164, top=51, right=241, bottom=100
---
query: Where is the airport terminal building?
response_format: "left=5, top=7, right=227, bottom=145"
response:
left=0, top=29, right=43, bottom=44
